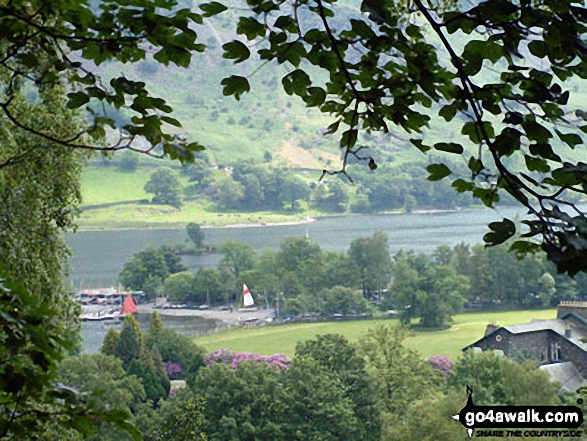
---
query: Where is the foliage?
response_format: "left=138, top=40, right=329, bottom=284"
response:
left=215, top=0, right=587, bottom=275
left=186, top=222, right=205, bottom=248
left=356, top=325, right=441, bottom=416
left=391, top=251, right=469, bottom=327
left=164, top=271, right=195, bottom=303
left=115, top=315, right=143, bottom=366
left=428, top=355, right=454, bottom=376
left=144, top=168, right=183, bottom=208
left=193, top=267, right=223, bottom=305
left=349, top=231, right=392, bottom=297
left=0, top=274, right=139, bottom=440
left=218, top=240, right=256, bottom=279
left=295, top=334, right=381, bottom=440
left=194, top=357, right=363, bottom=440
left=119, top=245, right=186, bottom=297
left=101, top=327, right=121, bottom=357
left=117, top=151, right=140, bottom=172
left=147, top=312, right=164, bottom=341
left=0, top=0, right=206, bottom=161
left=57, top=354, right=146, bottom=441
left=448, top=351, right=561, bottom=406
left=151, top=390, right=207, bottom=441
left=144, top=327, right=206, bottom=386
left=204, top=349, right=291, bottom=372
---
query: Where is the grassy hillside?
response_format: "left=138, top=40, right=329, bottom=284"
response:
left=194, top=308, right=556, bottom=360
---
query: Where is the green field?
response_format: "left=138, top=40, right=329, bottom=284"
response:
left=78, top=200, right=316, bottom=229
left=194, top=309, right=556, bottom=360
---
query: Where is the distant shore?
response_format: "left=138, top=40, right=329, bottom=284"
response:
left=75, top=208, right=477, bottom=232
left=77, top=216, right=317, bottom=232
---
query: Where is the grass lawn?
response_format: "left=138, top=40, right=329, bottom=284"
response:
left=194, top=308, right=556, bottom=360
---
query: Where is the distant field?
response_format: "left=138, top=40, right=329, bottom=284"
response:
left=194, top=309, right=556, bottom=360
left=81, top=167, right=152, bottom=206
left=78, top=199, right=317, bottom=229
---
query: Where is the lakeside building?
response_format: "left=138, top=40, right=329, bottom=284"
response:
left=463, top=302, right=587, bottom=391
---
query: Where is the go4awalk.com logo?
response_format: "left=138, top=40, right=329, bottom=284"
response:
left=452, top=386, right=584, bottom=438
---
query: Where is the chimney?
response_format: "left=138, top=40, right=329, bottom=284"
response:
left=485, top=322, right=499, bottom=336
left=565, top=328, right=572, bottom=338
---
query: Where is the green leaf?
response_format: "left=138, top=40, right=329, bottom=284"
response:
left=426, top=163, right=451, bottom=181
left=325, top=119, right=341, bottom=135
left=200, top=2, right=227, bottom=17
left=522, top=120, right=552, bottom=143
left=161, top=116, right=182, bottom=127
left=340, top=129, right=358, bottom=149
left=66, top=92, right=90, bottom=109
left=282, top=69, right=311, bottom=96
left=410, top=138, right=431, bottom=154
left=524, top=155, right=550, bottom=173
left=222, top=40, right=250, bottom=64
left=509, top=240, right=541, bottom=258
left=220, top=75, right=250, bottom=100
left=434, top=142, right=463, bottom=154
left=452, top=179, right=474, bottom=193
left=555, top=130, right=583, bottom=148
left=302, top=87, right=326, bottom=107
left=484, top=218, right=516, bottom=247
left=237, top=17, right=266, bottom=40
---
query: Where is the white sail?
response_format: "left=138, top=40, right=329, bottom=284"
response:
left=243, top=284, right=254, bottom=307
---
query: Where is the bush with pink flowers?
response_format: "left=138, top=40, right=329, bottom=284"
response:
left=428, top=355, right=453, bottom=375
left=204, top=349, right=291, bottom=372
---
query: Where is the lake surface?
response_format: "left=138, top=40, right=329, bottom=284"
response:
left=67, top=206, right=525, bottom=288
left=81, top=313, right=222, bottom=354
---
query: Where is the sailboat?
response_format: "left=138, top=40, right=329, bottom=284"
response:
left=239, top=284, right=257, bottom=311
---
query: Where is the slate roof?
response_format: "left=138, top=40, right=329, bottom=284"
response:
left=463, top=313, right=587, bottom=352
left=539, top=362, right=587, bottom=392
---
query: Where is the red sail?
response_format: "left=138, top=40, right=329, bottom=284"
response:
left=120, top=294, right=138, bottom=315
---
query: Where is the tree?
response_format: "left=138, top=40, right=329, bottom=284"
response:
left=116, top=315, right=143, bottom=366
left=163, top=271, right=195, bottom=303
left=318, top=286, right=369, bottom=315
left=209, top=175, right=244, bottom=209
left=391, top=252, right=468, bottom=327
left=101, top=328, right=121, bottom=357
left=295, top=334, right=381, bottom=440
left=218, top=240, right=256, bottom=279
left=0, top=0, right=205, bottom=161
left=144, top=168, right=182, bottom=208
left=280, top=175, right=310, bottom=210
left=448, top=351, right=561, bottom=406
left=186, top=222, right=205, bottom=249
left=57, top=354, right=147, bottom=441
left=193, top=267, right=223, bottom=305
left=356, top=325, right=441, bottom=416
left=117, top=151, right=140, bottom=172
left=119, top=246, right=185, bottom=297
left=213, top=0, right=587, bottom=275
left=147, top=312, right=165, bottom=341
left=5, top=0, right=587, bottom=272
left=151, top=390, right=207, bottom=441
left=349, top=231, right=392, bottom=298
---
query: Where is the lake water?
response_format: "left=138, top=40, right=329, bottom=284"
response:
left=70, top=206, right=525, bottom=352
left=81, top=313, right=222, bottom=354
left=67, top=206, right=525, bottom=288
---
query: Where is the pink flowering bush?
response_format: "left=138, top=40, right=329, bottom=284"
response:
left=164, top=361, right=183, bottom=380
left=204, top=349, right=291, bottom=372
left=428, top=355, right=453, bottom=375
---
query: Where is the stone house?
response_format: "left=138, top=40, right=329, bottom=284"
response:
left=463, top=301, right=587, bottom=391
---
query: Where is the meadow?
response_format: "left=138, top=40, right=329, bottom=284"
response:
left=194, top=309, right=556, bottom=360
